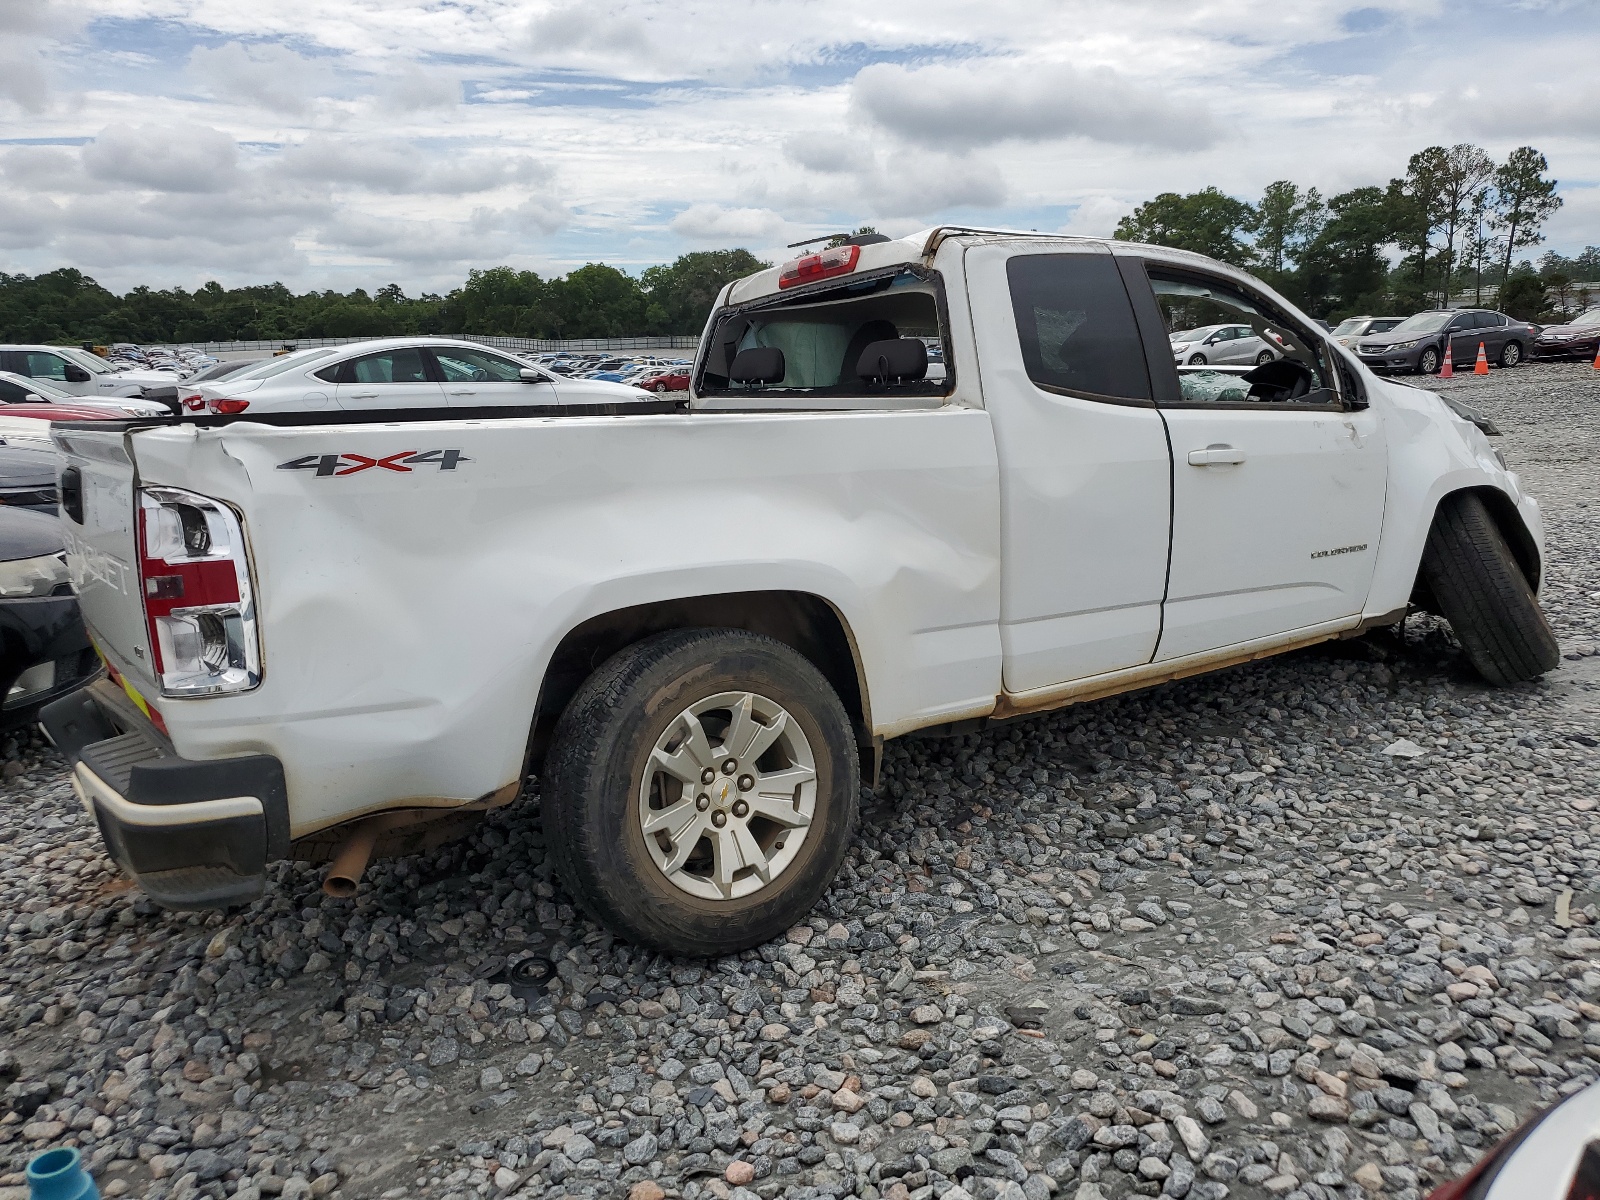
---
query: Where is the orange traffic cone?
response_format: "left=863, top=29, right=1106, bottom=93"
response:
left=1440, top=343, right=1453, bottom=378
left=1474, top=342, right=1489, bottom=374
left=1592, top=342, right=1599, bottom=369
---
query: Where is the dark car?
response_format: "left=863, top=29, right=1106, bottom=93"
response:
left=1355, top=308, right=1536, bottom=374
left=1531, top=306, right=1600, bottom=361
left=0, top=508, right=98, bottom=727
left=0, top=443, right=61, bottom=513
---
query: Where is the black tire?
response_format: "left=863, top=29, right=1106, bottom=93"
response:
left=1255, top=350, right=1274, bottom=365
left=1418, top=346, right=1440, bottom=375
left=1420, top=492, right=1559, bottom=686
left=543, top=628, right=859, bottom=956
left=654, top=383, right=668, bottom=392
left=1188, top=353, right=1207, bottom=366
left=1499, top=341, right=1523, bottom=368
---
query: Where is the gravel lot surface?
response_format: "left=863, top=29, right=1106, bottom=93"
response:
left=4, top=361, right=1600, bottom=1200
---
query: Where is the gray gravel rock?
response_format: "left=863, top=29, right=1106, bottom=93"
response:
left=3, top=361, right=1599, bottom=1198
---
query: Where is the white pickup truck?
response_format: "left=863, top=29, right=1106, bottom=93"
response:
left=43, top=228, right=1558, bottom=957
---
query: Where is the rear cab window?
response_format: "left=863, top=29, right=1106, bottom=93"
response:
left=1005, top=253, right=1151, bottom=404
left=697, top=267, right=953, bottom=409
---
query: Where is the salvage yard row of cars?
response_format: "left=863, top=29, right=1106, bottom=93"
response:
left=1305, top=305, right=1600, bottom=373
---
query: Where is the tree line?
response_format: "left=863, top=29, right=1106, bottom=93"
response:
left=0, top=249, right=769, bottom=345
left=1114, top=145, right=1591, bottom=321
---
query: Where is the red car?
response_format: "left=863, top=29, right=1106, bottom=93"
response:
left=0, top=403, right=132, bottom=422
left=638, top=368, right=691, bottom=392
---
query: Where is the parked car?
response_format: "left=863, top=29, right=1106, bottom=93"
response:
left=1354, top=309, right=1535, bottom=374
left=638, top=368, right=692, bottom=392
left=187, top=338, right=658, bottom=415
left=1169, top=324, right=1280, bottom=366
left=1329, top=316, right=1403, bottom=348
left=46, top=228, right=1556, bottom=955
left=1531, top=306, right=1600, bottom=361
left=0, top=345, right=179, bottom=406
left=0, top=371, right=170, bottom=418
left=1, top=507, right=98, bottom=727
left=0, top=443, right=61, bottom=513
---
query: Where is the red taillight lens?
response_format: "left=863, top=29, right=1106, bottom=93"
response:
left=778, top=244, right=860, bottom=289
left=137, top=487, right=261, bottom=697
left=208, top=399, right=249, bottom=415
left=181, top=394, right=204, bottom=411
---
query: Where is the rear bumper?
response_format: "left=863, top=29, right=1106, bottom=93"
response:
left=40, top=682, right=288, bottom=909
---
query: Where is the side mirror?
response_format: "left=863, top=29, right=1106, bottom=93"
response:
left=729, top=347, right=785, bottom=386
left=25, top=393, right=46, bottom=404
left=518, top=368, right=544, bottom=383
left=64, top=365, right=91, bottom=383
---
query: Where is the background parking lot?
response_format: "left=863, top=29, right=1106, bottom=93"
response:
left=3, top=361, right=1599, bottom=1200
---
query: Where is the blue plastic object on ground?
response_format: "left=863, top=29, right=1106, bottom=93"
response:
left=26, top=1146, right=99, bottom=1200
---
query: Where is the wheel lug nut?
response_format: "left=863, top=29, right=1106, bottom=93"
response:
left=711, top=810, right=728, bottom=828
left=732, top=800, right=749, bottom=818
left=721, top=759, right=738, bottom=775
left=701, top=768, right=715, bottom=785
left=738, top=774, right=754, bottom=791
left=695, top=794, right=709, bottom=811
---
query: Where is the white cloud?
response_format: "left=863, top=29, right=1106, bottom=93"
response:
left=850, top=59, right=1216, bottom=152
left=188, top=42, right=338, bottom=116
left=275, top=135, right=552, bottom=195
left=1058, top=195, right=1135, bottom=239
left=82, top=123, right=240, bottom=194
left=670, top=204, right=787, bottom=243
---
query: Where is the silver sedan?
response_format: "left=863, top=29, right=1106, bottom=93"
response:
left=1170, top=324, right=1280, bottom=367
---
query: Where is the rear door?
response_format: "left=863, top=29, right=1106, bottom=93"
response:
left=1132, top=259, right=1388, bottom=659
left=966, top=242, right=1174, bottom=693
left=332, top=347, right=446, bottom=411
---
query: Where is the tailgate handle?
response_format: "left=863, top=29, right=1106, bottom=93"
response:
left=1187, top=445, right=1246, bottom=466
left=60, top=465, right=84, bottom=524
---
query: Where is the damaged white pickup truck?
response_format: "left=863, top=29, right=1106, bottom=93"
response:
left=44, top=228, right=1558, bottom=957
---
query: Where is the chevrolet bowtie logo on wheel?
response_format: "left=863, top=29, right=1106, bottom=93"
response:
left=276, top=450, right=471, bottom=477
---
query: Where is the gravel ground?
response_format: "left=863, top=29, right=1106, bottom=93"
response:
left=4, top=360, right=1600, bottom=1200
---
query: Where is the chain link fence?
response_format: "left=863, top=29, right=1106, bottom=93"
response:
left=133, top=334, right=701, bottom=355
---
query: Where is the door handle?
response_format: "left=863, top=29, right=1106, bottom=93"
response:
left=449, top=389, right=476, bottom=396
left=1187, top=445, right=1246, bottom=466
left=350, top=391, right=379, bottom=399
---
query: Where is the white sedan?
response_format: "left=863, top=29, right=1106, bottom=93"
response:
left=1170, top=323, right=1281, bottom=367
left=187, top=338, right=662, bottom=416
left=0, top=371, right=170, bottom=418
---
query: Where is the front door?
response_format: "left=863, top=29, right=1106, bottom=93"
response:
left=1137, top=261, right=1389, bottom=660
left=966, top=242, right=1174, bottom=694
left=1447, top=312, right=1484, bottom=369
left=432, top=345, right=559, bottom=406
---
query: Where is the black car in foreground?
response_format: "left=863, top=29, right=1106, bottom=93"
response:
left=1355, top=308, right=1537, bottom=374
left=1532, top=307, right=1600, bottom=361
left=0, top=442, right=62, bottom=513
left=0, top=508, right=98, bottom=726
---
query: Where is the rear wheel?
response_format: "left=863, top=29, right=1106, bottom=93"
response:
left=654, top=383, right=668, bottom=392
left=1254, top=350, right=1274, bottom=365
left=1499, top=341, right=1523, bottom=368
left=543, top=628, right=858, bottom=956
left=1418, top=347, right=1440, bottom=375
left=1420, top=492, right=1559, bottom=685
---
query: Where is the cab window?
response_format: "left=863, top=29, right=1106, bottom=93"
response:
left=1006, top=253, right=1151, bottom=403
left=700, top=269, right=948, bottom=400
left=22, top=352, right=69, bottom=381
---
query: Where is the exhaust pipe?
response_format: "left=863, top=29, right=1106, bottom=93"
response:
left=322, top=816, right=398, bottom=898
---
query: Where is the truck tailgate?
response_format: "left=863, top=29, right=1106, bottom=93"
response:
left=52, top=424, right=156, bottom=696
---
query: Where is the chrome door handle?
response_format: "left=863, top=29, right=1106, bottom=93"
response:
left=449, top=389, right=476, bottom=396
left=350, top=391, right=379, bottom=399
left=1187, top=445, right=1246, bottom=466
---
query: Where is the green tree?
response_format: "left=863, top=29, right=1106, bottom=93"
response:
left=826, top=226, right=880, bottom=249
left=1499, top=274, right=1549, bottom=321
left=1435, top=144, right=1495, bottom=305
left=640, top=249, right=771, bottom=335
left=1295, top=186, right=1394, bottom=318
left=1114, top=188, right=1258, bottom=266
left=546, top=263, right=650, bottom=339
left=1253, top=181, right=1324, bottom=284
left=1492, top=147, right=1563, bottom=283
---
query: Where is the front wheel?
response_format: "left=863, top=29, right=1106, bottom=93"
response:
left=543, top=628, right=859, bottom=956
left=1420, top=492, right=1560, bottom=685
left=1418, top=347, right=1440, bottom=375
left=1499, top=341, right=1523, bottom=368
left=1187, top=353, right=1207, bottom=366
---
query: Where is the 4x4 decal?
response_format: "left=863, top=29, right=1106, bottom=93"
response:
left=277, top=450, right=471, bottom=477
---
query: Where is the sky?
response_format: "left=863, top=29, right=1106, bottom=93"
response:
left=0, top=0, right=1596, bottom=294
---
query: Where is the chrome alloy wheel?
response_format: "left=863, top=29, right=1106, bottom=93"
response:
left=638, top=691, right=817, bottom=900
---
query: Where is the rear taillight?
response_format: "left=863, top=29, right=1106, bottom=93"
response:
left=181, top=394, right=204, bottom=411
left=137, top=486, right=261, bottom=697
left=208, top=399, right=249, bottom=415
left=778, top=244, right=860, bottom=289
